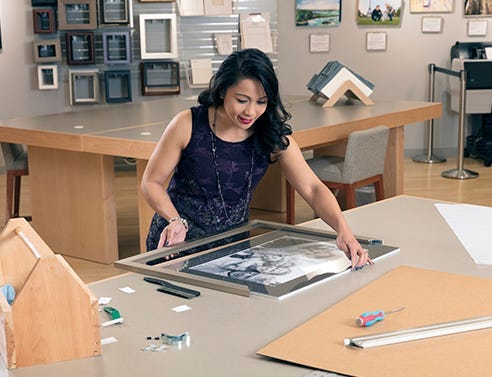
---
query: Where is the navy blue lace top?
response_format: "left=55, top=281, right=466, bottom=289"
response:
left=146, top=105, right=269, bottom=251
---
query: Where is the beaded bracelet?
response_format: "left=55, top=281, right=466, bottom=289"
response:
left=168, top=216, right=189, bottom=230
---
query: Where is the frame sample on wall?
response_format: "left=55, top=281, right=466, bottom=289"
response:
left=115, top=220, right=399, bottom=299
left=356, top=0, right=402, bottom=25
left=33, top=39, right=62, bottom=63
left=139, top=13, right=178, bottom=59
left=66, top=31, right=95, bottom=65
left=366, top=31, right=387, bottom=51
left=32, top=8, right=56, bottom=34
left=104, top=70, right=132, bottom=103
left=69, top=69, right=100, bottom=105
left=467, top=19, right=488, bottom=36
left=421, top=16, right=443, bottom=33
left=410, top=0, right=453, bottom=13
left=295, top=0, right=341, bottom=27
left=37, top=64, right=59, bottom=89
left=99, top=0, right=130, bottom=25
left=140, top=61, right=180, bottom=95
left=58, top=0, right=97, bottom=30
left=464, top=0, right=492, bottom=16
left=102, top=31, right=131, bottom=64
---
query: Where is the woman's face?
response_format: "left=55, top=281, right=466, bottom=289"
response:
left=221, top=78, right=268, bottom=131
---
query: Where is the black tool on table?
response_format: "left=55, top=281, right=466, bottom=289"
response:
left=143, top=276, right=201, bottom=299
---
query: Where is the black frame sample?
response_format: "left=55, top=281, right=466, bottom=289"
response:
left=140, top=61, right=180, bottom=95
left=66, top=31, right=95, bottom=65
left=104, top=70, right=132, bottom=103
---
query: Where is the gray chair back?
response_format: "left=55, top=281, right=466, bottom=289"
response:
left=1, top=143, right=28, bottom=171
left=342, top=126, right=389, bottom=183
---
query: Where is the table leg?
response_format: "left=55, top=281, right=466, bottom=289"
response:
left=384, top=126, right=404, bottom=197
left=136, top=160, right=153, bottom=252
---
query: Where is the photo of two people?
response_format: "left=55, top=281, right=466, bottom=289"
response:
left=357, top=0, right=402, bottom=25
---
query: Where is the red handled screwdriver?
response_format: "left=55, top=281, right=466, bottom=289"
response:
left=355, top=306, right=405, bottom=327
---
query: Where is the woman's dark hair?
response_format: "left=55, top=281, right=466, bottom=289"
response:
left=198, top=48, right=292, bottom=162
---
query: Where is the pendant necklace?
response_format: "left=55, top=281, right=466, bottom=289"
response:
left=209, top=107, right=254, bottom=225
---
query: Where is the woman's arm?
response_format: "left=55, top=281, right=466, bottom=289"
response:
left=141, top=109, right=192, bottom=247
left=278, top=135, right=372, bottom=268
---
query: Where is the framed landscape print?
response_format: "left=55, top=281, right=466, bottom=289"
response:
left=357, top=0, right=402, bottom=25
left=410, top=0, right=453, bottom=13
left=295, top=0, right=342, bottom=27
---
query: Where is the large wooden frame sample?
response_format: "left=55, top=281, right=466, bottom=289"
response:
left=139, top=13, right=177, bottom=59
left=99, top=0, right=130, bottom=25
left=140, top=61, right=180, bottom=95
left=58, top=0, right=97, bottom=30
left=33, top=38, right=62, bottom=63
left=32, top=8, right=56, bottom=34
left=115, top=220, right=399, bottom=299
left=66, top=31, right=95, bottom=65
left=69, top=69, right=100, bottom=105
left=102, top=30, right=131, bottom=64
left=104, top=70, right=132, bottom=103
left=37, top=64, right=59, bottom=89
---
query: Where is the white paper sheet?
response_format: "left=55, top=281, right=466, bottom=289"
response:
left=240, top=13, right=273, bottom=53
left=435, top=203, right=492, bottom=265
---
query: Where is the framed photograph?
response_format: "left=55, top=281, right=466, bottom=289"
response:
left=295, top=0, right=341, bottom=27
left=465, top=1, right=492, bottom=17
left=309, top=33, right=330, bottom=52
left=33, top=8, right=56, bottom=34
left=468, top=19, right=488, bottom=36
left=33, top=39, right=62, bottom=63
left=115, top=220, right=399, bottom=299
left=410, top=0, right=453, bottom=13
left=99, top=0, right=130, bottom=25
left=421, top=16, right=443, bottom=33
left=37, top=64, right=58, bottom=89
left=356, top=0, right=402, bottom=25
left=66, top=31, right=95, bottom=65
left=102, top=31, right=131, bottom=64
left=69, top=69, right=100, bottom=105
left=139, top=13, right=178, bottom=59
left=140, top=61, right=180, bottom=95
left=58, top=0, right=97, bottom=30
left=104, top=70, right=132, bottom=103
left=366, top=31, right=387, bottom=51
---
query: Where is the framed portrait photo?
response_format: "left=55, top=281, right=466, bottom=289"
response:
left=357, top=0, right=402, bottom=26
left=464, top=1, right=492, bottom=17
left=295, top=0, right=341, bottom=27
left=410, top=0, right=453, bottom=13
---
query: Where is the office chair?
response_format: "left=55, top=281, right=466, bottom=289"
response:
left=1, top=142, right=30, bottom=222
left=286, top=126, right=389, bottom=224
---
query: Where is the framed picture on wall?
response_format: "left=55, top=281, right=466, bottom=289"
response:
left=357, top=0, right=402, bottom=25
left=410, top=0, right=453, bottom=13
left=139, top=13, right=178, bottom=59
left=464, top=1, right=492, bottom=17
left=295, top=0, right=341, bottom=27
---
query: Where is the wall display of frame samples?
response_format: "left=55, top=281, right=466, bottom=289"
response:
left=99, top=0, right=130, bottom=25
left=139, top=13, right=178, bottom=59
left=58, top=0, right=97, bottom=30
left=102, top=31, right=131, bottom=64
left=104, top=70, right=132, bottom=103
left=69, top=69, right=100, bottom=104
left=140, top=61, right=180, bottom=95
left=32, top=8, right=56, bottom=34
left=37, top=64, right=59, bottom=89
left=33, top=39, right=62, bottom=63
left=66, top=31, right=95, bottom=65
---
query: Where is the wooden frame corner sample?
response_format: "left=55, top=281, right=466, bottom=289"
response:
left=69, top=69, right=100, bottom=105
left=102, top=31, right=131, bottom=64
left=37, top=64, right=59, bottom=89
left=58, top=0, right=97, bottom=30
left=139, top=13, right=178, bottom=59
left=66, top=31, right=95, bottom=65
left=104, top=70, right=132, bottom=103
left=140, top=61, right=180, bottom=95
left=33, top=8, right=56, bottom=34
left=99, top=0, right=130, bottom=25
left=33, top=38, right=62, bottom=63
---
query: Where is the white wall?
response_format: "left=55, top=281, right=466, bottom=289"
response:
left=277, top=1, right=491, bottom=156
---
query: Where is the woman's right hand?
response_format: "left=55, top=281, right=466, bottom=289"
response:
left=158, top=221, right=188, bottom=248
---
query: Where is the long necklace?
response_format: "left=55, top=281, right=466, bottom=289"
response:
left=209, top=108, right=255, bottom=225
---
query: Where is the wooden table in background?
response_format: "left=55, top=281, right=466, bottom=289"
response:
left=0, top=97, right=441, bottom=263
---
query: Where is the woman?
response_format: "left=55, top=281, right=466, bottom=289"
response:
left=141, top=48, right=371, bottom=268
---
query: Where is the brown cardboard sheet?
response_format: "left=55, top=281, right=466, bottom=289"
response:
left=257, top=266, right=492, bottom=377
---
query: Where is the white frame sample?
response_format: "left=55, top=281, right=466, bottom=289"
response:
left=467, top=20, right=488, bottom=37
left=366, top=32, right=387, bottom=51
left=37, top=64, right=58, bottom=89
left=421, top=16, right=443, bottom=33
left=139, top=13, right=177, bottom=59
left=69, top=69, right=100, bottom=105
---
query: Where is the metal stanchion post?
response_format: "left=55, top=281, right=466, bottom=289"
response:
left=413, top=63, right=446, bottom=163
left=442, top=69, right=479, bottom=179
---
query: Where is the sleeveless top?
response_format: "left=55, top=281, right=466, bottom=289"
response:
left=146, top=105, right=269, bottom=251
